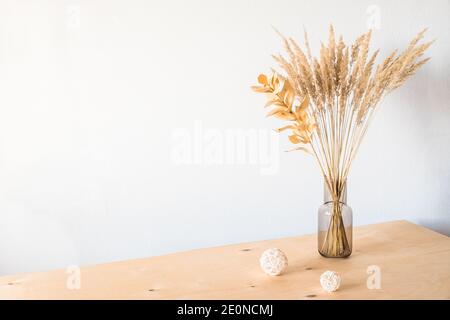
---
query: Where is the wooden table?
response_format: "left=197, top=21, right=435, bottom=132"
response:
left=0, top=220, right=449, bottom=299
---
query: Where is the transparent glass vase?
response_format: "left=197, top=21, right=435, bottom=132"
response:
left=318, top=179, right=352, bottom=258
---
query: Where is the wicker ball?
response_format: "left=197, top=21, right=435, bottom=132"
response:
left=320, top=270, right=341, bottom=292
left=259, top=248, right=288, bottom=276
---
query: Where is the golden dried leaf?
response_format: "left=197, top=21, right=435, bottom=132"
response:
left=285, top=146, right=312, bottom=154
left=276, top=125, right=296, bottom=132
left=299, top=95, right=310, bottom=110
left=265, top=98, right=288, bottom=108
left=288, top=135, right=301, bottom=144
left=266, top=106, right=288, bottom=117
left=264, top=99, right=276, bottom=108
left=257, top=74, right=268, bottom=85
left=273, top=112, right=296, bottom=121
left=295, top=108, right=308, bottom=122
left=284, top=88, right=294, bottom=108
left=264, top=92, right=278, bottom=101
left=251, top=85, right=271, bottom=93
left=307, top=123, right=316, bottom=132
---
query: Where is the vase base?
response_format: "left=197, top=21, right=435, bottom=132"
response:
left=318, top=250, right=352, bottom=258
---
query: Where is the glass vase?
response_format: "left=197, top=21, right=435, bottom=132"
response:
left=318, top=178, right=352, bottom=258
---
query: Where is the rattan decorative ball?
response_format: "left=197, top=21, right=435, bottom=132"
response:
left=259, top=248, right=288, bottom=276
left=320, top=270, right=341, bottom=292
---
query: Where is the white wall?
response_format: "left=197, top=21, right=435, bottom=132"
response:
left=0, top=0, right=449, bottom=276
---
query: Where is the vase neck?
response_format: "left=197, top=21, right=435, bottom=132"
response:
left=324, top=178, right=347, bottom=204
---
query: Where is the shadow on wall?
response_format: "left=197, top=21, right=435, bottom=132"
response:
left=419, top=219, right=450, bottom=236
left=396, top=51, right=450, bottom=235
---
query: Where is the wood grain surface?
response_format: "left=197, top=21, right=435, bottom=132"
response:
left=0, top=220, right=449, bottom=299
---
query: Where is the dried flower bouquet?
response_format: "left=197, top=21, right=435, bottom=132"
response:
left=252, top=26, right=432, bottom=257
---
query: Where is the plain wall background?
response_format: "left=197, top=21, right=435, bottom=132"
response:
left=0, top=0, right=449, bottom=276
